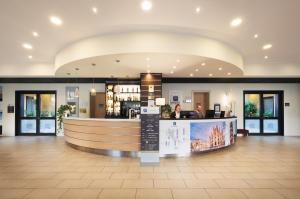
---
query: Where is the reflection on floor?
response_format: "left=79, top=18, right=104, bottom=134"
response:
left=0, top=136, right=300, bottom=199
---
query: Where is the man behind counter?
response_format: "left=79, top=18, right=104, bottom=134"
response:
left=195, top=104, right=205, bottom=119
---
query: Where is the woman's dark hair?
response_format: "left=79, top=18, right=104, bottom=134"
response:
left=175, top=104, right=181, bottom=111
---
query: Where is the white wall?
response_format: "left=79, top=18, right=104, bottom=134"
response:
left=0, top=83, right=105, bottom=136
left=163, top=83, right=300, bottom=136
left=1, top=82, right=299, bottom=137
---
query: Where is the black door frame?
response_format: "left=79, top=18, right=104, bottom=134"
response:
left=243, top=90, right=284, bottom=136
left=15, top=90, right=57, bottom=136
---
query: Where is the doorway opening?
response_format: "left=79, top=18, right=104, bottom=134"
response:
left=193, top=92, right=209, bottom=112
left=15, top=91, right=57, bottom=136
left=90, top=92, right=106, bottom=118
left=243, top=90, right=284, bottom=135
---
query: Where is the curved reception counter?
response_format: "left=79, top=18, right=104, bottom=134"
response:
left=63, top=117, right=237, bottom=157
left=63, top=118, right=141, bottom=154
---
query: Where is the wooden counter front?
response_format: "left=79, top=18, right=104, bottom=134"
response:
left=63, top=118, right=141, bottom=152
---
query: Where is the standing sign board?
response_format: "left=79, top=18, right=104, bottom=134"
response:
left=140, top=106, right=160, bottom=165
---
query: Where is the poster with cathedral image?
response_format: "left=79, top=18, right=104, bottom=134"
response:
left=190, top=121, right=227, bottom=152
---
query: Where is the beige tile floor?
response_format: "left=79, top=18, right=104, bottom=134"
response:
left=0, top=136, right=300, bottom=199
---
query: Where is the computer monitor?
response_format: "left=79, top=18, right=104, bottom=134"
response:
left=220, top=111, right=225, bottom=118
left=180, top=111, right=192, bottom=119
left=205, top=110, right=215, bottom=118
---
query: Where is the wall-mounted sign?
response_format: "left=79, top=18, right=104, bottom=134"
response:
left=7, top=105, right=14, bottom=113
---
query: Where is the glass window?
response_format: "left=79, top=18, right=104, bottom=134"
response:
left=263, top=120, right=278, bottom=133
left=245, top=94, right=260, bottom=117
left=263, top=94, right=278, bottom=118
left=245, top=119, right=260, bottom=133
left=21, top=120, right=36, bottom=133
left=21, top=94, right=37, bottom=117
left=40, top=94, right=55, bottom=117
left=40, top=120, right=55, bottom=133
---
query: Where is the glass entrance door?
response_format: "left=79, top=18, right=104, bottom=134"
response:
left=244, top=91, right=284, bottom=135
left=16, top=91, right=56, bottom=135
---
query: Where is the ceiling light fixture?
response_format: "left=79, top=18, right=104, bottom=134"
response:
left=196, top=7, right=201, bottom=13
left=147, top=69, right=151, bottom=73
left=227, top=72, right=231, bottom=76
left=195, top=68, right=199, bottom=72
left=264, top=55, right=269, bottom=59
left=50, top=16, right=63, bottom=26
left=92, top=7, right=98, bottom=14
left=230, top=17, right=243, bottom=27
left=263, top=44, right=272, bottom=50
left=28, top=55, right=33, bottom=59
left=201, top=62, right=206, bottom=66
left=170, top=70, right=174, bottom=74
left=176, top=59, right=180, bottom=63
left=190, top=73, right=194, bottom=77
left=141, top=0, right=152, bottom=11
left=146, top=57, right=150, bottom=61
left=254, top=34, right=258, bottom=39
left=218, top=67, right=223, bottom=71
left=172, top=66, right=177, bottom=69
left=209, top=73, right=213, bottom=77
left=22, top=43, right=33, bottom=50
left=32, top=32, right=39, bottom=37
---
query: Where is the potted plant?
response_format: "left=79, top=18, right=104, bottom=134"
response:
left=57, top=104, right=72, bottom=135
left=161, top=104, right=172, bottom=118
left=245, top=102, right=258, bottom=117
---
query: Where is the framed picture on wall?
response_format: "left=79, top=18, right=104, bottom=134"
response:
left=66, top=87, right=79, bottom=117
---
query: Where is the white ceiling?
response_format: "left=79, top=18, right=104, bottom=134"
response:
left=0, top=0, right=299, bottom=77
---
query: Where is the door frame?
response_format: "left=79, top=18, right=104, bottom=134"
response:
left=243, top=90, right=284, bottom=136
left=15, top=90, right=57, bottom=136
left=192, top=90, right=210, bottom=110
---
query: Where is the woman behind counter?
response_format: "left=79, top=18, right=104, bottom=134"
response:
left=170, top=104, right=181, bottom=119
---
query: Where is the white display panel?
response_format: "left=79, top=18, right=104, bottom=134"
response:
left=159, top=120, right=190, bottom=157
left=159, top=118, right=237, bottom=157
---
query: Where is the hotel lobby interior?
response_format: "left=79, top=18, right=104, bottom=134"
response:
left=0, top=0, right=300, bottom=199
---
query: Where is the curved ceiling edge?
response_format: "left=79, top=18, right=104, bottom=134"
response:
left=54, top=31, right=244, bottom=74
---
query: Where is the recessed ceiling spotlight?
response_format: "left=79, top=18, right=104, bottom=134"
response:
left=209, top=73, right=213, bottom=77
left=190, top=73, right=194, bottom=77
left=218, top=67, right=223, bottom=71
left=172, top=66, right=177, bottom=69
left=22, top=43, right=33, bottom=50
left=195, top=68, right=199, bottom=72
left=176, top=59, right=180, bottom=63
left=195, top=7, right=201, bottom=13
left=28, top=55, right=33, bottom=59
left=170, top=70, right=174, bottom=74
left=227, top=72, right=231, bottom=76
left=254, top=34, right=258, bottom=39
left=92, top=7, right=98, bottom=14
left=262, top=44, right=272, bottom=50
left=50, top=16, right=63, bottom=26
left=264, top=55, right=269, bottom=59
left=201, top=62, right=206, bottom=66
left=32, top=32, right=39, bottom=37
left=141, top=0, right=152, bottom=11
left=147, top=69, right=151, bottom=73
left=146, top=57, right=150, bottom=61
left=230, top=17, right=243, bottom=27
